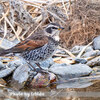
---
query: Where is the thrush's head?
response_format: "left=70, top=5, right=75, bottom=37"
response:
left=45, top=23, right=64, bottom=37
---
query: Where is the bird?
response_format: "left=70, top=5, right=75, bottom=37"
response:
left=0, top=23, right=64, bottom=71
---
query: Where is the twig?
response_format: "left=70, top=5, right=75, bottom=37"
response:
left=47, top=10, right=67, bottom=24
left=62, top=0, right=69, bottom=19
left=4, top=16, right=21, bottom=41
left=27, top=22, right=42, bottom=38
left=53, top=54, right=68, bottom=57
left=69, top=0, right=72, bottom=15
left=0, top=8, right=9, bottom=23
left=0, top=17, right=7, bottom=45
left=11, top=26, right=23, bottom=41
left=85, top=56, right=97, bottom=61
left=77, top=41, right=93, bottom=58
left=21, top=0, right=42, bottom=9
left=0, top=84, right=6, bottom=88
left=58, top=46, right=76, bottom=58
left=53, top=57, right=75, bottom=64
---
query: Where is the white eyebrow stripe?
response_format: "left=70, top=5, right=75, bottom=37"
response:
left=47, top=25, right=59, bottom=28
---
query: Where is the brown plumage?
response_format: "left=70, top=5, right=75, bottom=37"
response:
left=0, top=34, right=48, bottom=55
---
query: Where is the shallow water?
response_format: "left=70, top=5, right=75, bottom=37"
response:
left=0, top=75, right=100, bottom=100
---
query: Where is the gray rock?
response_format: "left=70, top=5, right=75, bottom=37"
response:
left=0, top=59, right=23, bottom=78
left=11, top=64, right=31, bottom=89
left=49, top=63, right=92, bottom=80
left=75, top=58, right=87, bottom=64
left=0, top=37, right=16, bottom=49
left=0, top=66, right=16, bottom=78
left=82, top=50, right=100, bottom=58
left=87, top=56, right=100, bottom=67
left=93, top=36, right=100, bottom=50
left=40, top=58, right=54, bottom=68
left=12, top=64, right=30, bottom=83
left=9, top=59, right=23, bottom=67
left=30, top=58, right=54, bottom=69
left=57, top=79, right=93, bottom=89
left=0, top=61, right=5, bottom=69
left=70, top=45, right=93, bottom=55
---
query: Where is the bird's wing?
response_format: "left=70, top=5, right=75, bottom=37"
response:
left=8, top=35, right=49, bottom=53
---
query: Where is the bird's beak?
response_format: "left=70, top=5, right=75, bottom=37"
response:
left=58, top=27, right=64, bottom=30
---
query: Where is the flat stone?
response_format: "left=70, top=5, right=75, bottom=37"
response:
left=49, top=63, right=92, bottom=80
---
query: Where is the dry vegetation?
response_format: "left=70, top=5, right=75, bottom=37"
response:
left=0, top=0, right=100, bottom=48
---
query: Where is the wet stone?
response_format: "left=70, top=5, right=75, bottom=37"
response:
left=30, top=72, right=56, bottom=88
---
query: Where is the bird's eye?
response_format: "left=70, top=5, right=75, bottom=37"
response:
left=52, top=27, right=58, bottom=29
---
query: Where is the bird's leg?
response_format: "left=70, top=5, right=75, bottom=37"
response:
left=27, top=61, right=37, bottom=72
left=35, top=63, right=43, bottom=70
left=35, top=63, right=49, bottom=73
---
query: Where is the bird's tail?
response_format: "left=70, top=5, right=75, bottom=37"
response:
left=0, top=49, right=12, bottom=56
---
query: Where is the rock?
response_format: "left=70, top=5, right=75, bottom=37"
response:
left=70, top=45, right=93, bottom=55
left=57, top=79, right=93, bottom=89
left=0, top=64, right=16, bottom=78
left=30, top=58, right=54, bottom=69
left=11, top=64, right=30, bottom=89
left=93, top=36, right=100, bottom=50
left=49, top=63, right=92, bottom=80
left=75, top=58, right=87, bottom=64
left=82, top=50, right=100, bottom=58
left=40, top=58, right=54, bottom=68
left=87, top=56, right=100, bottom=67
left=30, top=72, right=56, bottom=88
left=0, top=37, right=16, bottom=49
left=0, top=61, right=5, bottom=69
left=0, top=59, right=24, bottom=78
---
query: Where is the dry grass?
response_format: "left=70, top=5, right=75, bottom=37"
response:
left=60, top=0, right=100, bottom=48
